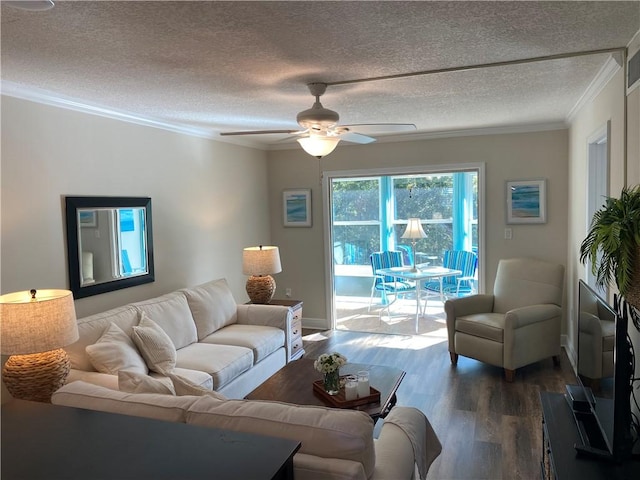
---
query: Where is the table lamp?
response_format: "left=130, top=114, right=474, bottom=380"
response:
left=242, top=245, right=282, bottom=304
left=1, top=289, right=79, bottom=402
left=401, top=218, right=427, bottom=271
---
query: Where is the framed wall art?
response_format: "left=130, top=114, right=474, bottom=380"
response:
left=78, top=210, right=97, bottom=228
left=506, top=179, right=547, bottom=224
left=283, top=189, right=312, bottom=227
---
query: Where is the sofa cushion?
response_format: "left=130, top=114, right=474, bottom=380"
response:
left=170, top=368, right=214, bottom=390
left=118, top=370, right=176, bottom=395
left=182, top=278, right=238, bottom=340
left=168, top=373, right=228, bottom=401
left=186, top=397, right=376, bottom=477
left=131, top=313, right=177, bottom=374
left=175, top=343, right=253, bottom=390
left=132, top=292, right=197, bottom=349
left=85, top=323, right=148, bottom=375
left=52, top=381, right=199, bottom=423
left=201, top=324, right=285, bottom=364
left=456, top=312, right=506, bottom=343
left=66, top=306, right=139, bottom=372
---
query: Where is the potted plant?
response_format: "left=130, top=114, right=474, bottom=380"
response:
left=580, top=185, right=640, bottom=309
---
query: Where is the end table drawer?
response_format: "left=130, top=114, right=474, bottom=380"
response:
left=291, top=317, right=302, bottom=339
left=291, top=338, right=304, bottom=358
left=260, top=299, right=304, bottom=362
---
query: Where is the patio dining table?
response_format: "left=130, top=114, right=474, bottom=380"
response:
left=375, top=264, right=462, bottom=333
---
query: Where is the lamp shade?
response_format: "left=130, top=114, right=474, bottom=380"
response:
left=401, top=218, right=427, bottom=239
left=297, top=136, right=340, bottom=158
left=1, top=289, right=79, bottom=355
left=242, top=246, right=282, bottom=276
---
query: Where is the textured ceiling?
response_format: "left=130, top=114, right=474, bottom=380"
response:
left=1, top=1, right=639, bottom=149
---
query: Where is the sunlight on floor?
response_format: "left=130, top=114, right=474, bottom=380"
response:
left=303, top=332, right=332, bottom=342
left=332, top=295, right=449, bottom=349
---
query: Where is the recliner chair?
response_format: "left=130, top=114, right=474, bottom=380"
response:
left=444, top=257, right=565, bottom=382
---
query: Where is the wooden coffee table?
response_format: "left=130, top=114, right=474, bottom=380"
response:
left=246, top=358, right=405, bottom=420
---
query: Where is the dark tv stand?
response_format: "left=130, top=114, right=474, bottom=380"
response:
left=540, top=392, right=639, bottom=479
left=564, top=384, right=612, bottom=461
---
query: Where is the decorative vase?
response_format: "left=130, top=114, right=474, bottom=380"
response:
left=324, top=369, right=340, bottom=395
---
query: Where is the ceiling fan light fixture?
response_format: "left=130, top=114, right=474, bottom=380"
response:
left=297, top=136, right=340, bottom=159
left=296, top=102, right=340, bottom=129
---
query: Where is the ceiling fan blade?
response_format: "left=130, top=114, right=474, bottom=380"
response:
left=336, top=131, right=377, bottom=144
left=274, top=129, right=310, bottom=143
left=341, top=123, right=417, bottom=135
left=220, top=129, right=299, bottom=136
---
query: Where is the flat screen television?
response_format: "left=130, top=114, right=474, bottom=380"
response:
left=574, top=280, right=635, bottom=462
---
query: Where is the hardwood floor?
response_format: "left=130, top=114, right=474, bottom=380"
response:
left=301, top=329, right=578, bottom=480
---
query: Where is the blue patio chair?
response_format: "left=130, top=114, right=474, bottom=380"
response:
left=368, top=251, right=416, bottom=311
left=422, top=250, right=478, bottom=302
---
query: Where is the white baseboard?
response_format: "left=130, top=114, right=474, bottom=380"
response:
left=301, top=317, right=330, bottom=331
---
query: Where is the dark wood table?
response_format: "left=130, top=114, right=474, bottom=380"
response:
left=2, top=400, right=300, bottom=480
left=246, top=358, right=405, bottom=420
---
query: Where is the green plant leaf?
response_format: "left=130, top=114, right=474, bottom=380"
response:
left=579, top=185, right=640, bottom=296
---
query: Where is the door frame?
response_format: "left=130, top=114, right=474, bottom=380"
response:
left=322, top=162, right=486, bottom=330
left=585, top=121, right=610, bottom=296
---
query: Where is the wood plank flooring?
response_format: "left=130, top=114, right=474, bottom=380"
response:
left=301, top=329, right=578, bottom=480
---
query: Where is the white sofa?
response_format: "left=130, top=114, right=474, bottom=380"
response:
left=60, top=277, right=442, bottom=479
left=52, top=380, right=442, bottom=480
left=64, top=278, right=292, bottom=398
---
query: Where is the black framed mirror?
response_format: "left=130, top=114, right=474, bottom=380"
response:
left=65, top=196, right=154, bottom=299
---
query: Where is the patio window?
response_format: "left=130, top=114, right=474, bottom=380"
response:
left=331, top=171, right=477, bottom=268
left=327, top=165, right=482, bottom=333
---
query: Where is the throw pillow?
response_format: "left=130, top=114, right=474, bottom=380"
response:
left=131, top=312, right=177, bottom=374
left=168, top=373, right=227, bottom=401
left=86, top=323, right=148, bottom=375
left=118, top=370, right=176, bottom=395
left=183, top=278, right=238, bottom=340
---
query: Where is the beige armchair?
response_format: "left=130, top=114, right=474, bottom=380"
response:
left=444, top=258, right=565, bottom=382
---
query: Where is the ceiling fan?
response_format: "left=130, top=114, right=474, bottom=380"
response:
left=220, top=82, right=416, bottom=158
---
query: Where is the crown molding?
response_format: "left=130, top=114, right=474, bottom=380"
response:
left=627, top=28, right=640, bottom=55
left=374, top=122, right=568, bottom=142
left=566, top=56, right=621, bottom=122
left=1, top=81, right=216, bottom=140
left=265, top=121, right=568, bottom=150
left=2, top=80, right=566, bottom=151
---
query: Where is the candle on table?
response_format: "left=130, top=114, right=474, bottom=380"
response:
left=356, top=370, right=369, bottom=398
left=344, top=375, right=358, bottom=401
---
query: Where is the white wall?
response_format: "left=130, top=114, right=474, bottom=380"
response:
left=268, top=129, right=569, bottom=330
left=1, top=96, right=271, bottom=317
left=567, top=38, right=640, bottom=422
left=567, top=68, right=627, bottom=361
left=625, top=33, right=640, bottom=423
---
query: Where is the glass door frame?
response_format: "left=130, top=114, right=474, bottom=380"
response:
left=322, top=162, right=486, bottom=330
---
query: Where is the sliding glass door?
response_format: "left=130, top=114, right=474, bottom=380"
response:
left=326, top=165, right=482, bottom=334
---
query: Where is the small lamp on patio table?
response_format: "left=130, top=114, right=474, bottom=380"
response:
left=401, top=218, right=427, bottom=272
